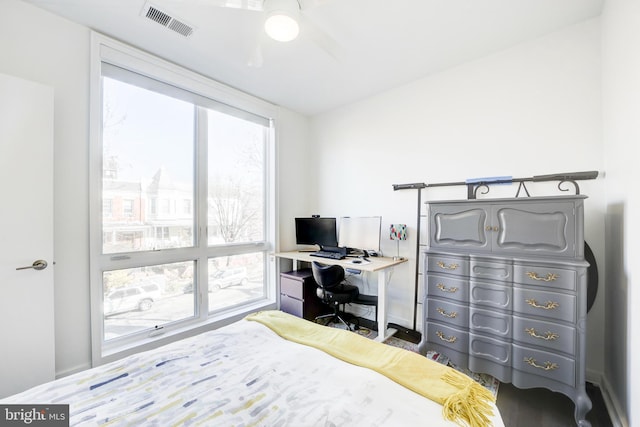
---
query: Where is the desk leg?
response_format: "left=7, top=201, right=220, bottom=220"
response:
left=374, top=269, right=397, bottom=342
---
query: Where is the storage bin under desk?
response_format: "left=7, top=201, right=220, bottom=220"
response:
left=280, top=269, right=330, bottom=321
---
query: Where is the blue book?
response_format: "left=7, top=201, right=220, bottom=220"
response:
left=465, top=176, right=512, bottom=184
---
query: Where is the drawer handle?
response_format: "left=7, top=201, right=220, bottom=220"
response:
left=437, top=261, right=459, bottom=270
left=525, top=298, right=560, bottom=310
left=436, top=331, right=457, bottom=343
left=526, top=272, right=559, bottom=282
left=436, top=283, right=458, bottom=293
left=525, top=327, right=559, bottom=341
left=437, top=307, right=458, bottom=318
left=524, top=357, right=558, bottom=371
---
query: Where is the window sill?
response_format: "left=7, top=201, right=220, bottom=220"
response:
left=96, top=299, right=277, bottom=366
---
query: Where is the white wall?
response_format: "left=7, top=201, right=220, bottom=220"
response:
left=310, top=19, right=607, bottom=377
left=0, top=0, right=310, bottom=377
left=0, top=0, right=92, bottom=376
left=275, top=109, right=313, bottom=251
left=601, top=0, right=640, bottom=425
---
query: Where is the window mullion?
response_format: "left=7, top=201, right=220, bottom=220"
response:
left=196, top=106, right=209, bottom=319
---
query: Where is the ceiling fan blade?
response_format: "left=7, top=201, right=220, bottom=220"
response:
left=217, top=0, right=264, bottom=11
left=247, top=23, right=266, bottom=68
left=160, top=0, right=264, bottom=11
left=298, top=0, right=331, bottom=10
left=298, top=14, right=344, bottom=62
left=247, top=41, right=264, bottom=67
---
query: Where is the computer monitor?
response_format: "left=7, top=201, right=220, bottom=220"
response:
left=338, top=216, right=382, bottom=255
left=295, top=217, right=338, bottom=249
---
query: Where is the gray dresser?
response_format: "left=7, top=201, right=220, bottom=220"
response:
left=418, top=195, right=592, bottom=426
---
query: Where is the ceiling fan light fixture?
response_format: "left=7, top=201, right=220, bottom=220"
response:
left=264, top=12, right=299, bottom=42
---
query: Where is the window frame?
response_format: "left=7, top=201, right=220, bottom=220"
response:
left=89, top=32, right=278, bottom=366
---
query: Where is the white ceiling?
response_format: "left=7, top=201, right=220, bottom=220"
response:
left=23, top=0, right=603, bottom=115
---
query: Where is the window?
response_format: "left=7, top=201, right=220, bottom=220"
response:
left=90, top=34, right=277, bottom=363
left=123, top=199, right=134, bottom=217
left=103, top=199, right=112, bottom=218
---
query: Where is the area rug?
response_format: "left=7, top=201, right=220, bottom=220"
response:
left=329, top=322, right=500, bottom=397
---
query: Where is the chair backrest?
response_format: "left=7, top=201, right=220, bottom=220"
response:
left=311, top=261, right=345, bottom=290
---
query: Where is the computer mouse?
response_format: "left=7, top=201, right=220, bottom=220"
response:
left=352, top=259, right=362, bottom=264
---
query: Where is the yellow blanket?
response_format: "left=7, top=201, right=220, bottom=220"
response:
left=246, top=310, right=495, bottom=427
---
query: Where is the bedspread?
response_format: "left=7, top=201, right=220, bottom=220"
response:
left=2, top=316, right=505, bottom=426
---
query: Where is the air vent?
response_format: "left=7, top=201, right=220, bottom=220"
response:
left=142, top=3, right=194, bottom=38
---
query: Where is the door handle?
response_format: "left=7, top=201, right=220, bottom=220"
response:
left=16, top=260, right=48, bottom=271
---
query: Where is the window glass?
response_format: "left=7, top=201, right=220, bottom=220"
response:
left=103, top=261, right=195, bottom=341
left=102, top=77, right=195, bottom=253
left=207, top=109, right=265, bottom=245
left=208, top=252, right=265, bottom=312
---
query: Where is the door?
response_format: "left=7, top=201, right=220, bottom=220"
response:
left=0, top=73, right=55, bottom=398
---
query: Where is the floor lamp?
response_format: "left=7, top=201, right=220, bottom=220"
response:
left=389, top=183, right=426, bottom=344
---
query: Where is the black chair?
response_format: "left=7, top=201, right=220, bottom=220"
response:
left=352, top=293, right=378, bottom=329
left=312, top=261, right=360, bottom=330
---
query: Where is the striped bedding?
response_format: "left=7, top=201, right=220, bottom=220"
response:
left=2, top=316, right=505, bottom=426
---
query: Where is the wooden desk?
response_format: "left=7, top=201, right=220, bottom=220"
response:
left=274, top=251, right=407, bottom=342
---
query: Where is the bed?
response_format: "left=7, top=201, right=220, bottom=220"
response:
left=1, top=310, right=504, bottom=426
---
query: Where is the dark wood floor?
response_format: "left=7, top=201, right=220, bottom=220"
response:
left=496, top=382, right=613, bottom=427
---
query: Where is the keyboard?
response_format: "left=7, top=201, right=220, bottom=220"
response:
left=310, top=251, right=345, bottom=260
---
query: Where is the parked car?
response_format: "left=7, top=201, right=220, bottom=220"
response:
left=104, top=285, right=158, bottom=315
left=182, top=267, right=248, bottom=293
left=210, top=267, right=248, bottom=289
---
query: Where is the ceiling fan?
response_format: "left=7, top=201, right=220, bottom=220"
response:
left=159, top=0, right=340, bottom=67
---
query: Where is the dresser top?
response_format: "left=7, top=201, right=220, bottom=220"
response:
left=424, top=194, right=587, bottom=205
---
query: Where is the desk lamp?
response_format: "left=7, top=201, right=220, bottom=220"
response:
left=389, top=224, right=407, bottom=261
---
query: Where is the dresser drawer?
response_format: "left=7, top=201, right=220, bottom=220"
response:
left=513, top=315, right=576, bottom=355
left=470, top=280, right=512, bottom=311
left=513, top=287, right=576, bottom=323
left=281, top=269, right=316, bottom=299
left=280, top=293, right=303, bottom=317
left=514, top=264, right=577, bottom=291
left=469, top=334, right=512, bottom=382
left=470, top=307, right=511, bottom=339
left=469, top=333, right=511, bottom=365
left=427, top=299, right=468, bottom=329
left=426, top=322, right=469, bottom=355
left=427, top=254, right=469, bottom=276
left=470, top=259, right=512, bottom=282
left=513, top=344, right=576, bottom=387
left=426, top=274, right=468, bottom=302
left=280, top=276, right=304, bottom=299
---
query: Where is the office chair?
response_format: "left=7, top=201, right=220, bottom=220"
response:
left=312, top=261, right=360, bottom=330
left=352, top=293, right=378, bottom=329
